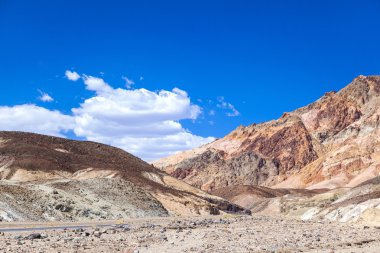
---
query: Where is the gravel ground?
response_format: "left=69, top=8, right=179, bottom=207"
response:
left=0, top=215, right=380, bottom=253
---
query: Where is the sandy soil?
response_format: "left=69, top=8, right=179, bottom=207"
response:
left=1, top=215, right=380, bottom=253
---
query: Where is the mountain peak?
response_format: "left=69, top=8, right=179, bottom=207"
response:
left=154, top=75, right=380, bottom=192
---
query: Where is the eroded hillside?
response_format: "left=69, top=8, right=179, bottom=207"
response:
left=0, top=132, right=247, bottom=222
left=154, top=75, right=380, bottom=191
left=154, top=75, right=380, bottom=222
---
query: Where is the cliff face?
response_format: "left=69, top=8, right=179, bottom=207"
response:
left=154, top=75, right=380, bottom=192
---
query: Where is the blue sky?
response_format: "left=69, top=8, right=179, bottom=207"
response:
left=1, top=0, right=380, bottom=160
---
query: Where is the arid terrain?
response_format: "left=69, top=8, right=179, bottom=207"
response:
left=2, top=76, right=380, bottom=252
left=1, top=215, right=380, bottom=253
left=154, top=75, right=380, bottom=223
left=155, top=75, right=380, bottom=191
left=0, top=131, right=246, bottom=222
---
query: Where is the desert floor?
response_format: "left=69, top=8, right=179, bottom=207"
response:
left=0, top=215, right=380, bottom=253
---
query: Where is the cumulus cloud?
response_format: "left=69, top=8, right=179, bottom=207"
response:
left=71, top=75, right=209, bottom=160
left=85, top=131, right=214, bottom=162
left=217, top=96, right=240, bottom=117
left=38, top=91, right=54, bottom=102
left=65, top=70, right=80, bottom=81
left=0, top=104, right=74, bottom=137
left=0, top=72, right=214, bottom=161
left=122, top=76, right=135, bottom=89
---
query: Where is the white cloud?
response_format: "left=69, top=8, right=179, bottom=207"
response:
left=209, top=109, right=215, bottom=116
left=122, top=76, right=135, bottom=89
left=65, top=70, right=80, bottom=81
left=71, top=76, right=210, bottom=160
left=0, top=73, right=214, bottom=161
left=216, top=96, right=240, bottom=117
left=226, top=104, right=240, bottom=117
left=0, top=104, right=74, bottom=137
left=38, top=91, right=54, bottom=102
left=85, top=131, right=214, bottom=161
left=82, top=75, right=113, bottom=94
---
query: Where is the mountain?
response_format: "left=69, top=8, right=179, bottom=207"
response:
left=0, top=131, right=246, bottom=222
left=154, top=75, right=380, bottom=192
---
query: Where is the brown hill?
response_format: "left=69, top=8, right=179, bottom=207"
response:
left=154, top=75, right=380, bottom=192
left=0, top=131, right=247, bottom=222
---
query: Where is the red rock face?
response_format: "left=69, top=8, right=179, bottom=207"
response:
left=154, top=75, right=380, bottom=191
left=243, top=120, right=317, bottom=175
left=301, top=91, right=362, bottom=140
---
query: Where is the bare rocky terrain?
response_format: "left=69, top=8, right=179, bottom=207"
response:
left=0, top=131, right=247, bottom=222
left=154, top=75, right=380, bottom=223
left=155, top=75, right=380, bottom=191
left=208, top=176, right=380, bottom=223
left=1, top=215, right=380, bottom=253
left=2, top=76, right=380, bottom=252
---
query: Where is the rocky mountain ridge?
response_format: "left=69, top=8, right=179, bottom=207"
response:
left=154, top=75, right=380, bottom=191
left=153, top=75, right=380, bottom=223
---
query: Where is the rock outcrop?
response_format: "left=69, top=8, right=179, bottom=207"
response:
left=154, top=75, right=380, bottom=191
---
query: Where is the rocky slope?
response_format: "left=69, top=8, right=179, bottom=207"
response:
left=154, top=75, right=380, bottom=192
left=154, top=75, right=380, bottom=222
left=0, top=131, right=246, bottom=222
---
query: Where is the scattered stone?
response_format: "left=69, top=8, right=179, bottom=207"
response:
left=27, top=233, right=42, bottom=240
left=55, top=204, right=72, bottom=212
left=93, top=231, right=102, bottom=237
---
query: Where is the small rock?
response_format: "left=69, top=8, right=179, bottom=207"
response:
left=55, top=204, right=72, bottom=212
left=27, top=233, right=42, bottom=240
left=74, top=228, right=84, bottom=233
left=94, top=231, right=102, bottom=237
